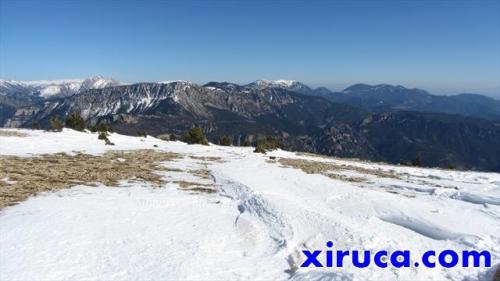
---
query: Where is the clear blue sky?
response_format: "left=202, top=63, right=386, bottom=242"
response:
left=1, top=0, right=499, bottom=97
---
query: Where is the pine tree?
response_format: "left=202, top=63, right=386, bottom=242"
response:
left=182, top=127, right=208, bottom=145
left=65, top=112, right=86, bottom=131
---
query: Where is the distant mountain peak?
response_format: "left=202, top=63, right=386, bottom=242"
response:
left=343, top=83, right=422, bottom=94
left=202, top=82, right=242, bottom=92
left=0, top=76, right=122, bottom=99
left=246, top=79, right=312, bottom=94
left=79, top=76, right=121, bottom=92
left=250, top=79, right=302, bottom=88
left=158, top=80, right=194, bottom=85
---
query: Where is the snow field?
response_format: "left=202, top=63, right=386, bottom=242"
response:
left=0, top=129, right=498, bottom=280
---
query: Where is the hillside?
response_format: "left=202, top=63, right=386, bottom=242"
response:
left=0, top=129, right=499, bottom=280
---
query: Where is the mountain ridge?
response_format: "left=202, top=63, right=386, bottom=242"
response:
left=0, top=76, right=122, bottom=99
left=2, top=80, right=499, bottom=171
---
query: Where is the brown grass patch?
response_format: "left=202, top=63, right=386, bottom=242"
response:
left=189, top=156, right=224, bottom=162
left=0, top=150, right=179, bottom=209
left=158, top=167, right=183, bottom=172
left=172, top=180, right=216, bottom=193
left=189, top=169, right=211, bottom=179
left=295, top=152, right=363, bottom=163
left=0, top=130, right=28, bottom=137
left=278, top=158, right=400, bottom=183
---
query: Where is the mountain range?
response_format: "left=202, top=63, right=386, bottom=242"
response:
left=1, top=77, right=499, bottom=171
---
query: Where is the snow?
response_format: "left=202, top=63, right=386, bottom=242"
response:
left=158, top=80, right=193, bottom=85
left=252, top=79, right=299, bottom=88
left=0, top=79, right=84, bottom=87
left=0, top=76, right=121, bottom=98
left=0, top=177, right=16, bottom=185
left=0, top=129, right=499, bottom=280
left=274, top=79, right=299, bottom=87
left=39, top=85, right=65, bottom=97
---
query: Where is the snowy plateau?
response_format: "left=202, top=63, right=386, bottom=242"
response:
left=0, top=129, right=499, bottom=280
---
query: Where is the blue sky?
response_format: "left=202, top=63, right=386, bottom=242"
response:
left=1, top=0, right=499, bottom=97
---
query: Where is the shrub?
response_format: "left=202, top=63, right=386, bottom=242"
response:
left=98, top=132, right=108, bottom=140
left=182, top=127, right=208, bottom=145
left=219, top=136, right=232, bottom=146
left=90, top=123, right=110, bottom=133
left=169, top=134, right=178, bottom=141
left=65, top=112, right=86, bottom=131
left=254, top=136, right=283, bottom=153
left=31, top=121, right=40, bottom=130
left=49, top=117, right=64, bottom=131
left=98, top=131, right=114, bottom=145
left=254, top=145, right=267, bottom=154
left=412, top=153, right=422, bottom=167
left=137, top=131, right=148, bottom=138
left=241, top=140, right=252, bottom=147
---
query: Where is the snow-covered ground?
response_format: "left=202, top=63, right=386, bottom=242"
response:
left=0, top=129, right=499, bottom=280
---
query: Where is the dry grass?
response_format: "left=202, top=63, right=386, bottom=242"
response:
left=189, top=169, right=212, bottom=179
left=295, top=151, right=364, bottom=163
left=0, top=150, right=179, bottom=209
left=0, top=130, right=28, bottom=137
left=278, top=158, right=400, bottom=183
left=173, top=180, right=216, bottom=193
left=189, top=156, right=224, bottom=163
left=187, top=187, right=217, bottom=193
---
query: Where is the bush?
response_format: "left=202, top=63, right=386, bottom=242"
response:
left=254, top=136, right=283, bottom=154
left=241, top=140, right=252, bottom=147
left=137, top=131, right=148, bottom=138
left=254, top=145, right=267, bottom=153
left=90, top=123, right=110, bottom=133
left=219, top=136, right=232, bottom=146
left=65, top=112, right=86, bottom=131
left=31, top=121, right=40, bottom=130
left=98, top=132, right=108, bottom=140
left=98, top=132, right=114, bottom=145
left=49, top=117, right=64, bottom=131
left=412, top=153, right=422, bottom=167
left=182, top=127, right=208, bottom=145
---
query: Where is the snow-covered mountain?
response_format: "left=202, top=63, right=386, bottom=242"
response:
left=246, top=79, right=313, bottom=94
left=0, top=76, right=121, bottom=99
left=0, top=128, right=498, bottom=280
left=77, top=76, right=122, bottom=93
left=4, top=80, right=500, bottom=172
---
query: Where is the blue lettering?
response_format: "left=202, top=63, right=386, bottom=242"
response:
left=439, top=250, right=458, bottom=268
left=301, top=250, right=323, bottom=267
left=390, top=250, right=410, bottom=268
left=352, top=250, right=370, bottom=268
left=374, top=250, right=388, bottom=268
